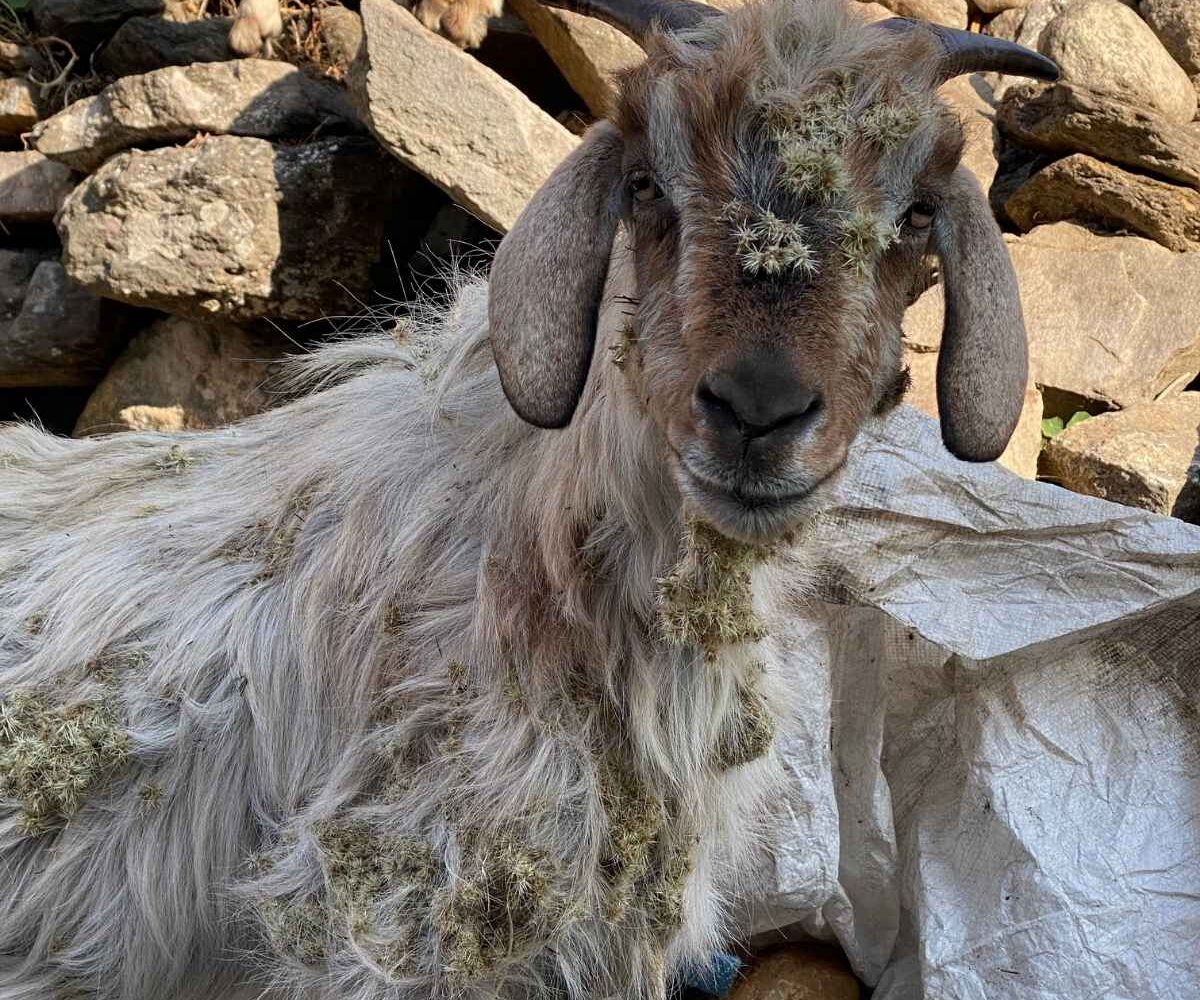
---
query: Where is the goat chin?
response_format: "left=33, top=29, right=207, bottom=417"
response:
left=0, top=263, right=816, bottom=1000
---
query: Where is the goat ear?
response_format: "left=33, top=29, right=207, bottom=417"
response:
left=489, top=122, right=625, bottom=429
left=932, top=166, right=1029, bottom=462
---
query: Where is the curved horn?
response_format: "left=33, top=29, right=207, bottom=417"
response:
left=879, top=17, right=1059, bottom=82
left=538, top=0, right=721, bottom=45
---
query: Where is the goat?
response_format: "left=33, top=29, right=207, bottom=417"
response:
left=229, top=0, right=284, bottom=58
left=0, top=1, right=1056, bottom=997
left=413, top=0, right=503, bottom=50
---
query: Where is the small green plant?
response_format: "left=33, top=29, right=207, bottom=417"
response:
left=1041, top=410, right=1091, bottom=440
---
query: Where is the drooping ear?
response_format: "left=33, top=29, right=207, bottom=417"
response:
left=489, top=122, right=626, bottom=429
left=932, top=165, right=1029, bottom=462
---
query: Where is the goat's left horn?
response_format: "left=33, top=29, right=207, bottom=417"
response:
left=880, top=17, right=1059, bottom=82
left=538, top=0, right=721, bottom=46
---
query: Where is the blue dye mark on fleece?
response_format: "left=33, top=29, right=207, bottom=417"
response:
left=682, top=952, right=742, bottom=996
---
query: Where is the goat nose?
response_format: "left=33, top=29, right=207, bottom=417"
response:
left=694, top=370, right=822, bottom=442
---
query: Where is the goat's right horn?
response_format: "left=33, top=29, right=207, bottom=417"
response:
left=879, top=17, right=1059, bottom=82
left=538, top=0, right=721, bottom=45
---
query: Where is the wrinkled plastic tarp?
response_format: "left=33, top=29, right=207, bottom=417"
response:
left=750, top=406, right=1200, bottom=999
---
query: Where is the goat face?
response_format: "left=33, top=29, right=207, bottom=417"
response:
left=490, top=0, right=1057, bottom=544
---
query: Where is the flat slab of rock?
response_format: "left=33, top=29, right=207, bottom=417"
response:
left=58, top=135, right=400, bottom=322
left=351, top=0, right=577, bottom=232
left=0, top=77, right=37, bottom=136
left=1013, top=223, right=1200, bottom=408
left=34, top=59, right=359, bottom=174
left=861, top=0, right=967, bottom=27
left=902, top=298, right=1043, bottom=479
left=998, top=83, right=1200, bottom=190
left=0, top=151, right=74, bottom=222
left=1042, top=393, right=1200, bottom=516
left=74, top=316, right=289, bottom=435
left=31, top=0, right=164, bottom=47
left=507, top=0, right=642, bottom=117
left=0, top=249, right=113, bottom=388
left=906, top=224, right=1200, bottom=410
left=97, top=16, right=234, bottom=77
left=1040, top=0, right=1196, bottom=123
left=1139, top=0, right=1200, bottom=76
left=1006, top=153, right=1200, bottom=252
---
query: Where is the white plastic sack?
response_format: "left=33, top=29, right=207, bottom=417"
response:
left=750, top=405, right=1200, bottom=999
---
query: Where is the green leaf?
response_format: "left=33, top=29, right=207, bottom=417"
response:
left=1064, top=410, right=1091, bottom=430
left=2, top=0, right=31, bottom=12
left=1040, top=416, right=1064, bottom=439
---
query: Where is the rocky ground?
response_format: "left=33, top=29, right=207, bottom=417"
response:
left=1, top=0, right=1197, bottom=994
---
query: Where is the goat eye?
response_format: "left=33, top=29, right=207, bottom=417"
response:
left=629, top=171, right=663, bottom=204
left=904, top=203, right=935, bottom=230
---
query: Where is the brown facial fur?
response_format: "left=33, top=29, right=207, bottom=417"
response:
left=603, top=2, right=966, bottom=541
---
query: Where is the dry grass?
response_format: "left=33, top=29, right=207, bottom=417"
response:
left=656, top=520, right=771, bottom=661
left=0, top=2, right=107, bottom=112
left=0, top=689, right=131, bottom=835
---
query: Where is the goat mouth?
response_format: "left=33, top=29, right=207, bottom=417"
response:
left=674, top=461, right=841, bottom=544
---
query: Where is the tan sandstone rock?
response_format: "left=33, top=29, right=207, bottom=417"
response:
left=74, top=316, right=290, bottom=435
left=863, top=0, right=967, bottom=27
left=507, top=0, right=642, bottom=117
left=0, top=151, right=74, bottom=222
left=351, top=0, right=577, bottom=233
left=728, top=945, right=862, bottom=1000
left=33, top=59, right=359, bottom=174
left=1042, top=393, right=1200, bottom=516
left=0, top=77, right=37, bottom=136
left=941, top=74, right=1000, bottom=191
left=1006, top=153, right=1200, bottom=252
left=990, top=0, right=1148, bottom=101
left=1139, top=0, right=1200, bottom=76
left=58, top=135, right=401, bottom=322
left=904, top=224, right=1200, bottom=410
left=1040, top=0, right=1196, bottom=122
left=997, top=82, right=1200, bottom=189
left=852, top=1, right=896, bottom=22
left=902, top=295, right=1043, bottom=479
left=1010, top=223, right=1200, bottom=408
left=973, top=0, right=1029, bottom=14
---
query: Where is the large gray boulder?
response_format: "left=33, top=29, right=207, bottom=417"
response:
left=0, top=151, right=74, bottom=223
left=1039, top=0, right=1196, bottom=122
left=33, top=59, right=359, bottom=174
left=58, top=135, right=401, bottom=322
left=74, top=316, right=290, bottom=435
left=998, top=83, right=1200, bottom=189
left=1139, top=0, right=1200, bottom=76
left=350, top=0, right=577, bottom=233
left=1042, top=393, right=1200, bottom=516
left=30, top=0, right=163, bottom=47
left=1006, top=153, right=1200, bottom=252
left=0, top=250, right=113, bottom=388
left=97, top=16, right=234, bottom=77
